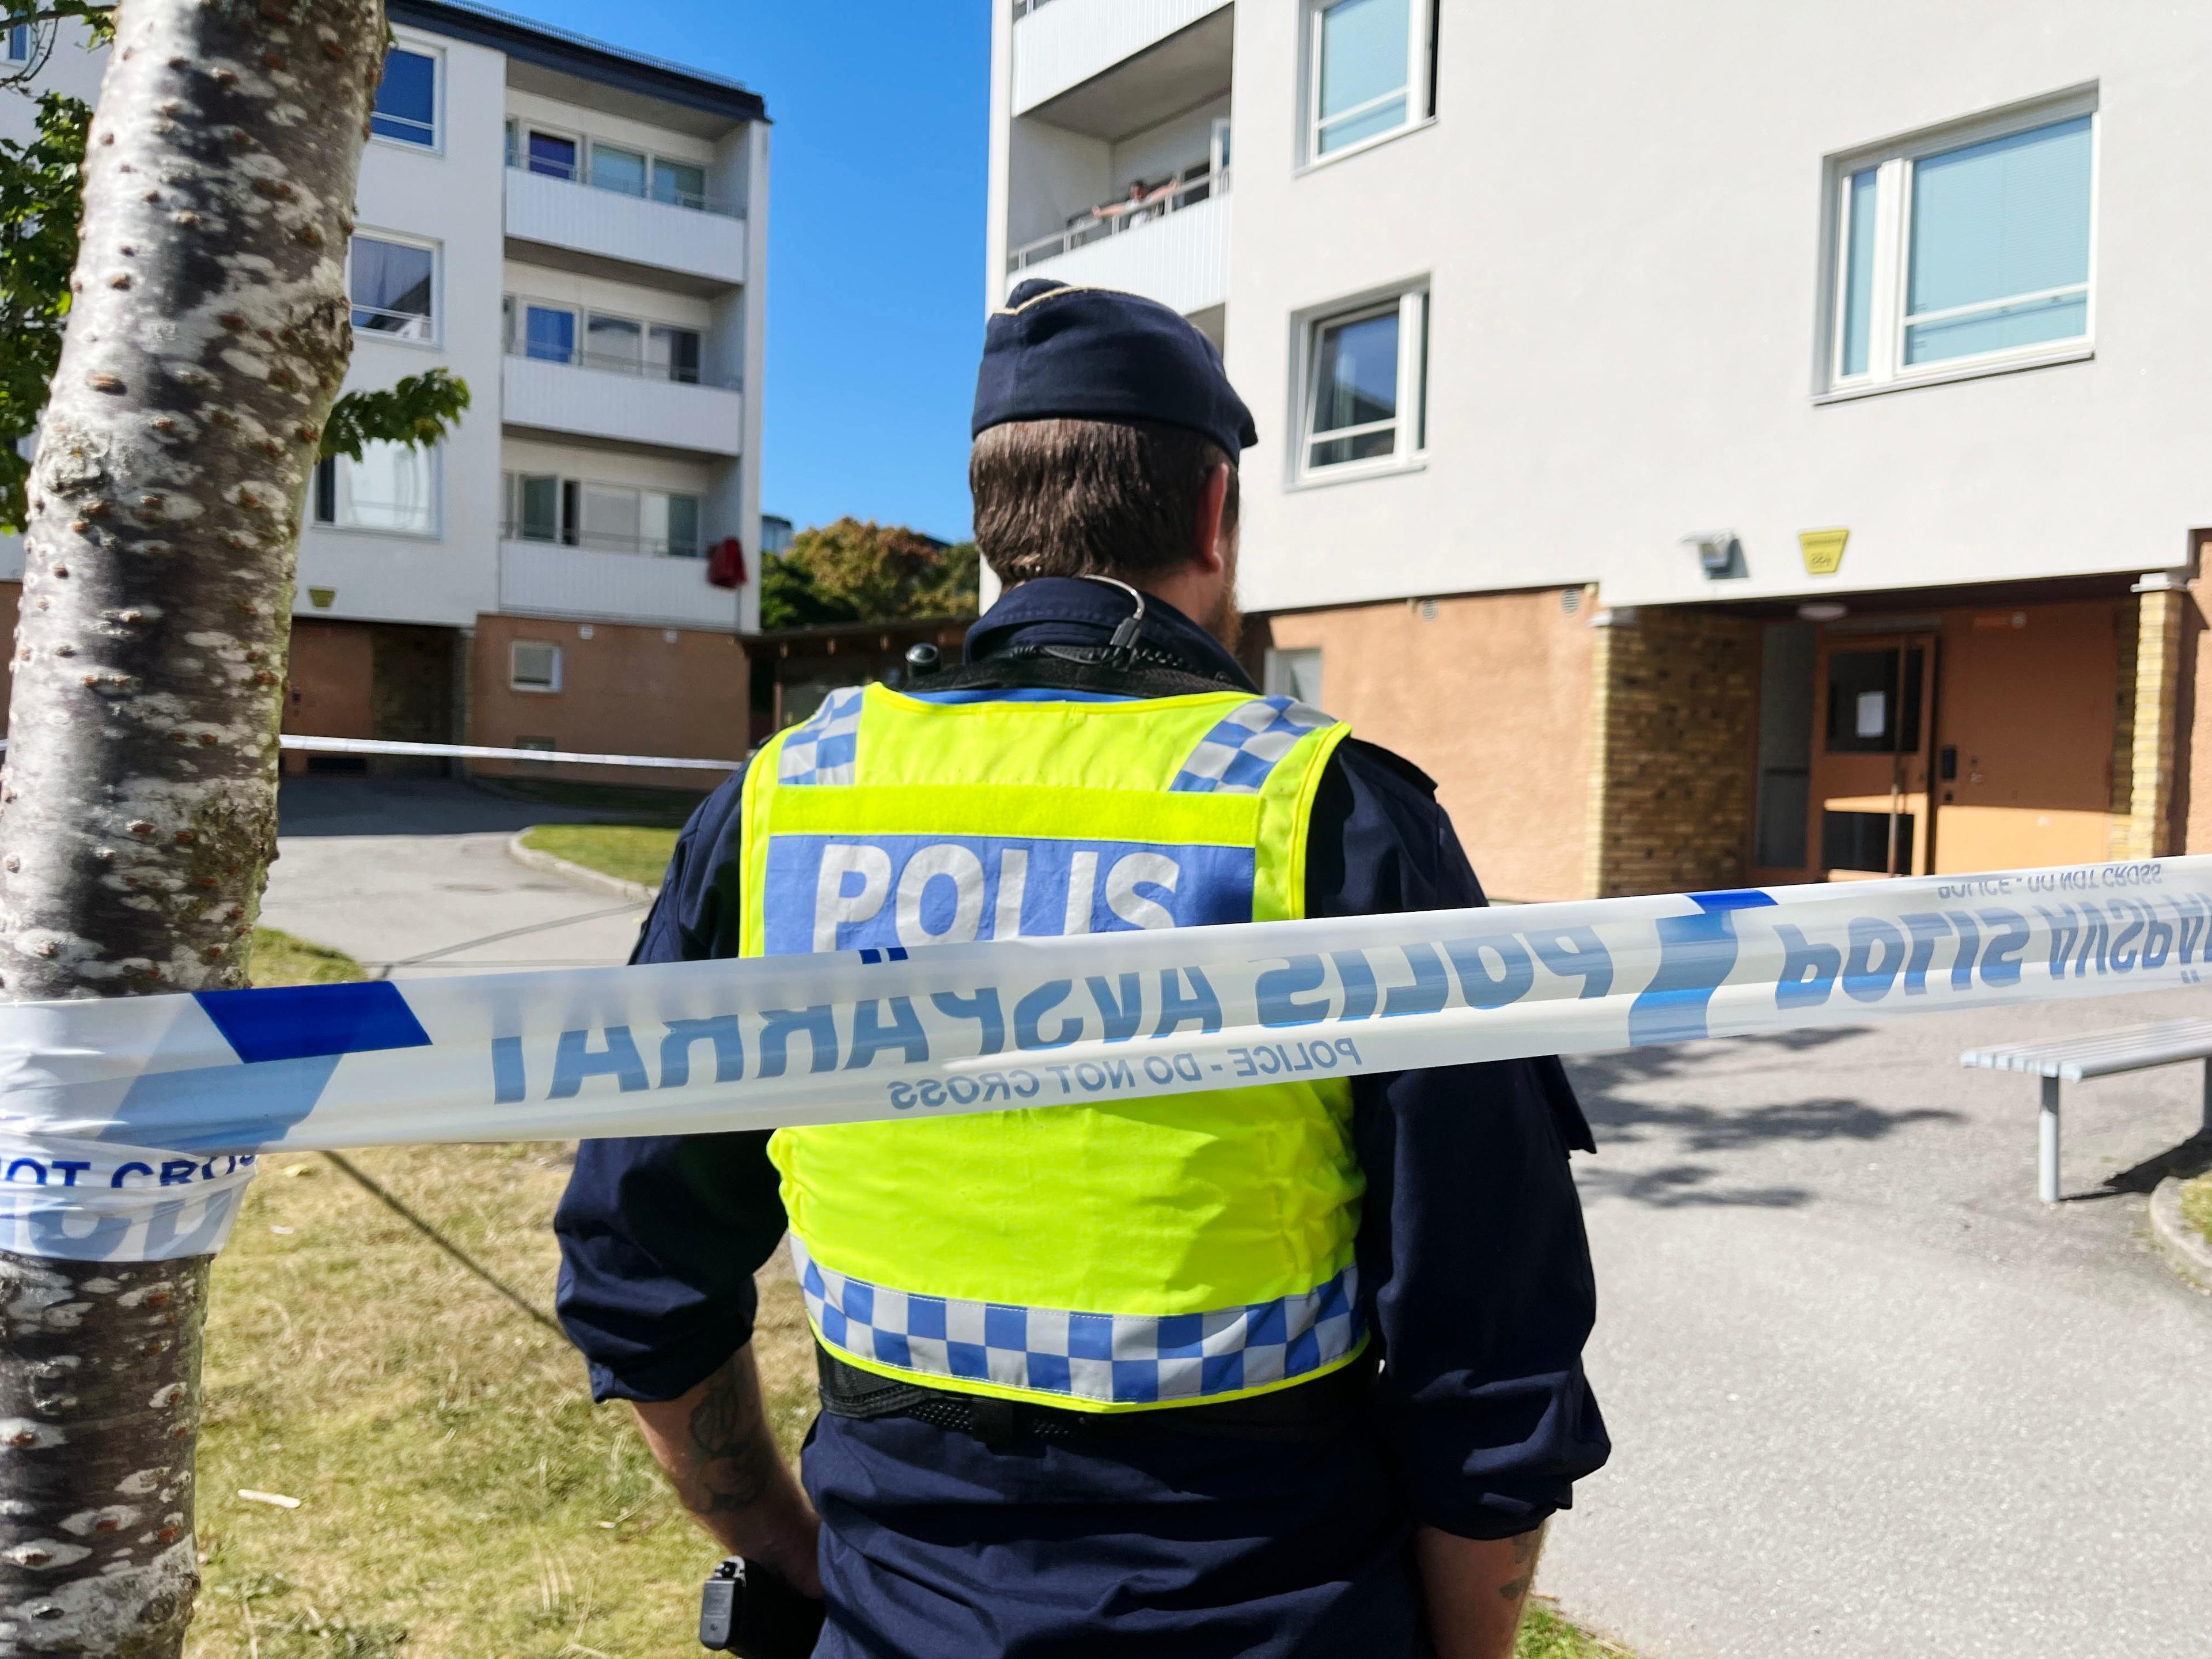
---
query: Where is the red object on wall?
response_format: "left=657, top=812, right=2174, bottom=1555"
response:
left=706, top=537, right=747, bottom=589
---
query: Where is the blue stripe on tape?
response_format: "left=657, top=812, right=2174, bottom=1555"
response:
left=1628, top=889, right=1779, bottom=1046
left=194, top=981, right=432, bottom=1064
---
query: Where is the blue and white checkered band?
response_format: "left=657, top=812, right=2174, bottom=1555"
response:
left=1169, top=696, right=1335, bottom=795
left=789, top=1236, right=1363, bottom=1407
left=777, top=687, right=866, bottom=787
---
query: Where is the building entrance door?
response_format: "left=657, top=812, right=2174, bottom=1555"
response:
left=1808, top=632, right=1938, bottom=877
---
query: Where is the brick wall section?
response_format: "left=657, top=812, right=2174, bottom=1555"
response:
left=2119, top=586, right=2185, bottom=858
left=2106, top=596, right=2138, bottom=853
left=469, top=613, right=750, bottom=790
left=1582, top=608, right=1762, bottom=898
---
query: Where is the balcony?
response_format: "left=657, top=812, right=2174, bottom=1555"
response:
left=502, top=351, right=744, bottom=458
left=499, top=538, right=741, bottom=631
left=1012, top=0, right=1232, bottom=118
left=1007, top=172, right=1229, bottom=317
left=504, top=164, right=747, bottom=290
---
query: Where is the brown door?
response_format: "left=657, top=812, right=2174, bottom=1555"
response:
left=1808, top=632, right=1938, bottom=877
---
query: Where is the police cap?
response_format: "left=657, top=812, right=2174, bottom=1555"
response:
left=972, top=278, right=1258, bottom=458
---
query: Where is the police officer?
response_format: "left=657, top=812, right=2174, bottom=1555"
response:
left=555, top=279, right=1609, bottom=1659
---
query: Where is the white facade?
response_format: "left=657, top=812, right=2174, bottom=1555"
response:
left=985, top=0, right=2212, bottom=618
left=2, top=2, right=769, bottom=637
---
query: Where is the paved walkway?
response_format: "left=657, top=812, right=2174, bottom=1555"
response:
left=257, top=781, right=2212, bottom=1656
left=259, top=776, right=653, bottom=976
left=1546, top=984, right=2212, bottom=1658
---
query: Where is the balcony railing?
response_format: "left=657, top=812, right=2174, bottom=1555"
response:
left=502, top=523, right=705, bottom=560
left=506, top=156, right=739, bottom=218
left=1008, top=166, right=1226, bottom=274
left=503, top=342, right=739, bottom=392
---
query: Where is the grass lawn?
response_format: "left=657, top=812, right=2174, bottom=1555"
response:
left=520, top=824, right=681, bottom=892
left=2183, top=1171, right=2212, bottom=1247
left=202, top=931, right=1622, bottom=1657
left=248, top=927, right=369, bottom=987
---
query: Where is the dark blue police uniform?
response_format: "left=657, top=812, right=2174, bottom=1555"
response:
left=554, top=280, right=1609, bottom=1657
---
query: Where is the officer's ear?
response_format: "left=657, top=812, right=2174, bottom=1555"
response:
left=1191, top=463, right=1234, bottom=575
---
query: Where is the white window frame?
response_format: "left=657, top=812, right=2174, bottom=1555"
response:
left=510, top=641, right=564, bottom=694
left=1293, top=283, right=1430, bottom=484
left=514, top=123, right=583, bottom=184
left=1264, top=646, right=1324, bottom=707
left=369, top=36, right=442, bottom=155
left=1299, top=0, right=1437, bottom=171
left=311, top=441, right=442, bottom=540
left=1819, top=87, right=2098, bottom=400
left=346, top=229, right=441, bottom=349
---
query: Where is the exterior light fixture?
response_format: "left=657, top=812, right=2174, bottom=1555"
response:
left=1681, top=531, right=1744, bottom=579
left=1798, top=601, right=1848, bottom=622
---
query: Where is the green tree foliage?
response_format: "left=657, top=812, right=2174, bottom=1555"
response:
left=759, top=517, right=979, bottom=630
left=0, top=10, right=467, bottom=532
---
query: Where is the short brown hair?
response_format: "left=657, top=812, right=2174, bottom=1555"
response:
left=969, top=418, right=1237, bottom=585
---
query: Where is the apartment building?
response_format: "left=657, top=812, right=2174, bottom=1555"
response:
left=2, top=3, right=768, bottom=783
left=987, top=0, right=2212, bottom=900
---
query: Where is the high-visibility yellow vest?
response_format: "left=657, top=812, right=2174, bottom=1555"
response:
left=741, top=680, right=1363, bottom=1412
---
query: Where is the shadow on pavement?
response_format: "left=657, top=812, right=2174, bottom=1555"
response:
left=1568, top=1028, right=1963, bottom=1209
left=2075, top=1131, right=2212, bottom=1203
left=276, top=775, right=652, bottom=838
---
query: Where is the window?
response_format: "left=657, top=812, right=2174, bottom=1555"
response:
left=504, top=473, right=701, bottom=556
left=527, top=130, right=577, bottom=181
left=313, top=441, right=438, bottom=536
left=507, top=297, right=706, bottom=384
left=649, top=325, right=702, bottom=384
left=1301, top=287, right=1429, bottom=475
left=1827, top=99, right=2094, bottom=392
left=523, top=304, right=575, bottom=363
left=349, top=235, right=435, bottom=341
left=510, top=643, right=563, bottom=693
left=5, top=21, right=28, bottom=62
left=370, top=46, right=437, bottom=147
left=586, top=313, right=642, bottom=372
left=591, top=143, right=649, bottom=198
left=1264, top=647, right=1324, bottom=707
left=1306, top=0, right=1434, bottom=161
left=652, top=158, right=707, bottom=210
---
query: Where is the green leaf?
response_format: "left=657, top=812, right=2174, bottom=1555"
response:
left=320, top=368, right=472, bottom=462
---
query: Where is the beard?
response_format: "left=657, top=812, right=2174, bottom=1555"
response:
left=1205, top=541, right=1243, bottom=653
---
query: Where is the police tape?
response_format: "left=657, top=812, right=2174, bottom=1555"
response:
left=0, top=854, right=2205, bottom=1264
left=0, top=736, right=744, bottom=771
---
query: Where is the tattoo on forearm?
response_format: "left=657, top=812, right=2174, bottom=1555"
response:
left=1496, top=1525, right=1546, bottom=1604
left=684, top=1354, right=784, bottom=1516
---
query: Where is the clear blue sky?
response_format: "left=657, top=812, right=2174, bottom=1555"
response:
left=503, top=1, right=991, bottom=542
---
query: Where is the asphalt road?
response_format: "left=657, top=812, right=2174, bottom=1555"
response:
left=1545, top=986, right=2212, bottom=1658
left=259, top=779, right=2212, bottom=1657
left=259, top=775, right=653, bottom=976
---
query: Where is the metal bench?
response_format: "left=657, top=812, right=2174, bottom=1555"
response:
left=1960, top=1020, right=2212, bottom=1203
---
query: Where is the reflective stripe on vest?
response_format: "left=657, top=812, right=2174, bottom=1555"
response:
left=743, top=682, right=1364, bottom=1412
left=790, top=1235, right=1362, bottom=1408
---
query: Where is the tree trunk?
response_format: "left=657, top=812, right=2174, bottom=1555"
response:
left=0, top=2, right=385, bottom=1652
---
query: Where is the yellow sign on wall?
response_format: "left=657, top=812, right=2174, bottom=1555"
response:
left=1799, top=528, right=1849, bottom=576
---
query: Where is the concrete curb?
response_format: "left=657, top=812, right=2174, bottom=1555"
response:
left=504, top=832, right=660, bottom=905
left=2148, top=1176, right=2212, bottom=1293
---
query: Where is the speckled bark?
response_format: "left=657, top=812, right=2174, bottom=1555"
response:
left=0, top=2, right=387, bottom=1653
left=0, top=1259, right=207, bottom=1658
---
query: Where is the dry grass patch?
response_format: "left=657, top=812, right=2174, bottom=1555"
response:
left=188, top=1143, right=815, bottom=1659
left=2182, top=1171, right=2212, bottom=1247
